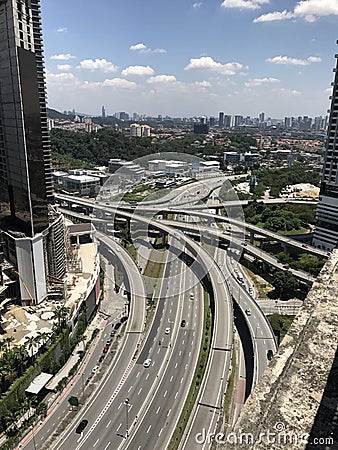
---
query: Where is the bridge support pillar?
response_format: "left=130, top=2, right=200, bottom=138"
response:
left=250, top=231, right=255, bottom=245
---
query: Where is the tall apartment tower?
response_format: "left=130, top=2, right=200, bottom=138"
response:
left=313, top=44, right=338, bottom=250
left=101, top=105, right=106, bottom=118
left=219, top=111, right=224, bottom=127
left=0, top=0, right=66, bottom=303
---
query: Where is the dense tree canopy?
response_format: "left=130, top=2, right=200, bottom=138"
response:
left=50, top=128, right=257, bottom=168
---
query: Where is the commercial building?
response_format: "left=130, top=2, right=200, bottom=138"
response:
left=313, top=45, right=338, bottom=250
left=108, top=159, right=145, bottom=181
left=0, top=0, right=66, bottom=303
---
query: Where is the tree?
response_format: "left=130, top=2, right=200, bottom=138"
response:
left=271, top=270, right=298, bottom=300
left=52, top=306, right=70, bottom=333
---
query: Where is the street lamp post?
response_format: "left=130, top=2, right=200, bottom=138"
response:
left=124, top=398, right=130, bottom=438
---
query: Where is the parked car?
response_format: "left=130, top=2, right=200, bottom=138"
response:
left=103, top=346, right=109, bottom=353
left=181, top=319, right=186, bottom=327
left=165, top=327, right=170, bottom=335
left=267, top=349, right=274, bottom=361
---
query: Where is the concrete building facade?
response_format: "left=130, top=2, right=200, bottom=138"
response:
left=313, top=45, right=338, bottom=250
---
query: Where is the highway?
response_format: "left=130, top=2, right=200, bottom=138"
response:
left=54, top=239, right=204, bottom=450
left=159, top=218, right=316, bottom=284
left=19, top=235, right=146, bottom=450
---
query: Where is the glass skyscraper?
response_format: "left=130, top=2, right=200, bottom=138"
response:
left=0, top=0, right=65, bottom=304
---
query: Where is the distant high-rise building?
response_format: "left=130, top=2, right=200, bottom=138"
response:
left=209, top=116, right=216, bottom=127
left=234, top=115, right=243, bottom=127
left=313, top=45, right=338, bottom=250
left=102, top=105, right=106, bottom=118
left=224, top=115, right=232, bottom=128
left=259, top=112, right=265, bottom=123
left=219, top=112, right=224, bottom=127
left=119, top=111, right=129, bottom=121
left=0, top=0, right=66, bottom=303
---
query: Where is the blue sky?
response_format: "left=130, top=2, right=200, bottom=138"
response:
left=41, top=0, right=338, bottom=119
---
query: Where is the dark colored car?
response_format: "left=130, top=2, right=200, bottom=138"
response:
left=267, top=349, right=273, bottom=361
left=114, top=322, right=121, bottom=330
left=99, top=355, right=105, bottom=363
left=75, top=419, right=88, bottom=434
left=181, top=319, right=186, bottom=327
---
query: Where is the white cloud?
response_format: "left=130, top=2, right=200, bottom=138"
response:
left=254, top=10, right=294, bottom=22
left=57, top=27, right=68, bottom=33
left=294, top=0, right=338, bottom=22
left=184, top=56, right=245, bottom=75
left=193, top=2, right=203, bottom=7
left=129, top=42, right=166, bottom=54
left=279, top=88, right=301, bottom=96
left=221, top=0, right=269, bottom=10
left=254, top=0, right=338, bottom=23
left=57, top=64, right=72, bottom=71
left=266, top=55, right=322, bottom=65
left=77, top=58, right=118, bottom=73
left=100, top=78, right=136, bottom=88
left=147, top=75, right=177, bottom=84
left=194, top=80, right=212, bottom=87
left=46, top=72, right=76, bottom=84
left=50, top=53, right=76, bottom=60
left=121, top=65, right=155, bottom=77
left=244, top=77, right=280, bottom=87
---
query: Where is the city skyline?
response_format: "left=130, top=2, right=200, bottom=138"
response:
left=41, top=0, right=338, bottom=119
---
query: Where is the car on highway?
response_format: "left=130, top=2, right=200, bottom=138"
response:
left=75, top=419, right=88, bottom=434
left=92, top=365, right=99, bottom=373
left=103, top=346, right=109, bottom=353
left=106, top=339, right=112, bottom=345
left=181, top=319, right=186, bottom=327
left=241, top=242, right=248, bottom=246
left=99, top=355, right=105, bottom=363
left=143, top=358, right=152, bottom=368
left=267, top=349, right=274, bottom=361
left=165, top=327, right=170, bottom=334
left=190, top=292, right=194, bottom=300
left=245, top=309, right=251, bottom=316
left=302, top=244, right=309, bottom=248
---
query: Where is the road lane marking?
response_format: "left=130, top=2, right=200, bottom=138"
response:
left=116, top=423, right=122, bottom=432
left=170, top=375, right=173, bottom=382
left=164, top=390, right=167, bottom=398
left=106, top=419, right=111, bottom=428
left=159, top=428, right=163, bottom=436
left=156, top=406, right=161, bottom=414
left=118, top=402, right=122, bottom=409
left=147, top=425, right=152, bottom=434
left=179, top=350, right=182, bottom=356
left=175, top=392, right=178, bottom=399
left=128, top=385, right=132, bottom=393
left=146, top=373, right=149, bottom=380
left=103, top=442, right=110, bottom=450
left=93, top=438, right=99, bottom=447
left=175, top=362, right=178, bottom=368
left=138, top=388, right=142, bottom=395
left=181, top=377, right=184, bottom=384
